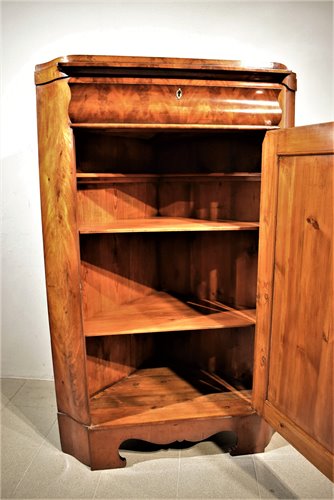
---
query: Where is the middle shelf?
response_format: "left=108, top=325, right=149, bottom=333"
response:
left=79, top=217, right=259, bottom=234
left=80, top=230, right=259, bottom=337
left=83, top=290, right=256, bottom=337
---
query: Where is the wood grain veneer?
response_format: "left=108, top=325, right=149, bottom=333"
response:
left=69, top=81, right=282, bottom=127
left=36, top=80, right=90, bottom=424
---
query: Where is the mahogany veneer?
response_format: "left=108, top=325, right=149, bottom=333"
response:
left=35, top=56, right=333, bottom=479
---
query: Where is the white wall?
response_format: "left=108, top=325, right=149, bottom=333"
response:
left=1, top=1, right=333, bottom=379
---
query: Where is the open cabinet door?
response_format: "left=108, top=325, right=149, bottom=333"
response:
left=253, top=122, right=333, bottom=480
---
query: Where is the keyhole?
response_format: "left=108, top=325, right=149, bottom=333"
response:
left=176, top=88, right=182, bottom=100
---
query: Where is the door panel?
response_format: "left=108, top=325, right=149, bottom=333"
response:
left=253, top=122, right=334, bottom=480
left=269, top=154, right=333, bottom=451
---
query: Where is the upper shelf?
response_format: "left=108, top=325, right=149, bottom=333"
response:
left=34, top=55, right=296, bottom=87
left=79, top=217, right=259, bottom=234
left=76, top=172, right=261, bottom=184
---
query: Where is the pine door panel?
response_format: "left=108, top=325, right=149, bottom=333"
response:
left=268, top=154, right=333, bottom=450
left=254, top=122, right=334, bottom=480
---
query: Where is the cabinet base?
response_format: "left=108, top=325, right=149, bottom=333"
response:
left=58, top=412, right=273, bottom=470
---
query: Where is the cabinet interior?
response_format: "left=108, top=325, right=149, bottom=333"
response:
left=75, top=129, right=264, bottom=174
left=75, top=127, right=265, bottom=426
left=86, top=328, right=255, bottom=426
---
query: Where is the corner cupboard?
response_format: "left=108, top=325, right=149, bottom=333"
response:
left=35, top=56, right=333, bottom=479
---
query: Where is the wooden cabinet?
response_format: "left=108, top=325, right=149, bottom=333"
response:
left=35, top=56, right=333, bottom=479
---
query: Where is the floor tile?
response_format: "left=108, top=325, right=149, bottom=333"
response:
left=180, top=432, right=237, bottom=458
left=4, top=402, right=57, bottom=438
left=180, top=440, right=224, bottom=458
left=43, top=419, right=62, bottom=452
left=259, top=432, right=300, bottom=460
left=264, top=432, right=290, bottom=452
left=1, top=403, right=55, bottom=497
left=177, top=455, right=260, bottom=499
left=1, top=378, right=26, bottom=399
left=10, top=379, right=56, bottom=408
left=1, top=401, right=53, bottom=451
left=120, top=440, right=180, bottom=467
left=12, top=441, right=100, bottom=498
left=2, top=379, right=333, bottom=500
left=254, top=453, right=334, bottom=499
left=1, top=378, right=26, bottom=409
left=1, top=444, right=41, bottom=499
left=1, top=391, right=11, bottom=410
left=95, top=457, right=179, bottom=499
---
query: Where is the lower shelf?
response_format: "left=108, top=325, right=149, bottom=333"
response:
left=89, top=366, right=254, bottom=428
left=83, top=291, right=256, bottom=336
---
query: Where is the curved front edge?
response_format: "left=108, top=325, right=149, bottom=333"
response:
left=87, top=414, right=273, bottom=470
left=69, top=81, right=283, bottom=128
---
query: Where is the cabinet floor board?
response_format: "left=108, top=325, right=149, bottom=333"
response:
left=90, top=366, right=254, bottom=427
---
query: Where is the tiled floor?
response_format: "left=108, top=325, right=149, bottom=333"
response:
left=1, top=378, right=333, bottom=499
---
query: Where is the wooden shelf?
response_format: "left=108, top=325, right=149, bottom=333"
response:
left=71, top=123, right=278, bottom=131
left=77, top=173, right=158, bottom=184
left=83, top=291, right=256, bottom=337
left=79, top=217, right=259, bottom=234
left=89, top=366, right=254, bottom=427
left=77, top=172, right=261, bottom=184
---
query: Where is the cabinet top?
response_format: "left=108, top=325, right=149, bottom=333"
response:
left=35, top=55, right=296, bottom=88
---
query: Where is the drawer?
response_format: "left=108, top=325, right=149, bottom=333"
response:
left=69, top=81, right=282, bottom=127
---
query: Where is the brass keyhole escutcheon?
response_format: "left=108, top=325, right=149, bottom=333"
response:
left=176, top=88, right=183, bottom=100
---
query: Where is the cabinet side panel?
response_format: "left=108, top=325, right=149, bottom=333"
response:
left=278, top=75, right=296, bottom=128
left=86, top=334, right=155, bottom=396
left=157, top=327, right=255, bottom=387
left=36, top=80, right=90, bottom=424
left=80, top=234, right=158, bottom=318
left=77, top=183, right=158, bottom=225
left=252, top=131, right=280, bottom=412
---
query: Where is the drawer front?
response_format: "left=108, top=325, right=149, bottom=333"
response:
left=69, top=82, right=282, bottom=127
